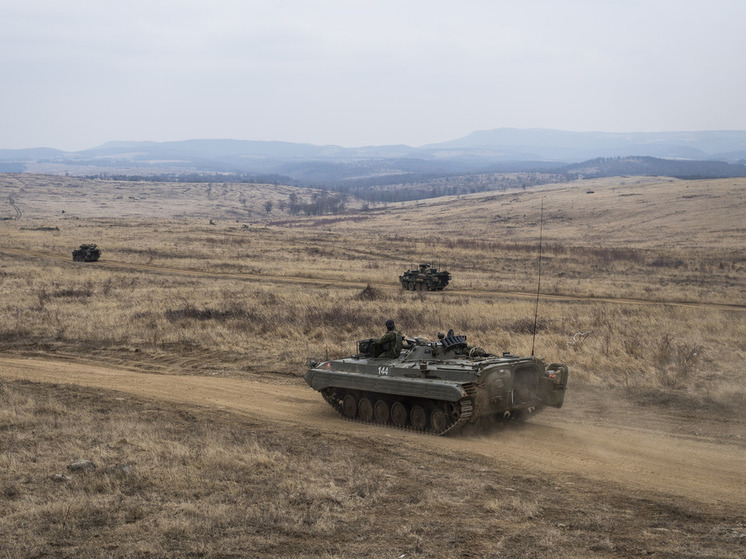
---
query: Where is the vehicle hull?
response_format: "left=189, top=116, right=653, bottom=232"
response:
left=304, top=336, right=568, bottom=435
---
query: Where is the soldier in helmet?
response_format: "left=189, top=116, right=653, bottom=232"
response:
left=374, top=319, right=403, bottom=358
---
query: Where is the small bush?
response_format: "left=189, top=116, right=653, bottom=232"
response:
left=356, top=284, right=384, bottom=301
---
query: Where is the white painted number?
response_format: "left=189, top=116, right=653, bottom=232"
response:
left=377, top=366, right=390, bottom=376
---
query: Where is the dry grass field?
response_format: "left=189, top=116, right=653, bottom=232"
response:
left=1, top=173, right=745, bottom=557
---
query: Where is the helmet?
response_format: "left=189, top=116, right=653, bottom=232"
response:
left=385, top=319, right=395, bottom=330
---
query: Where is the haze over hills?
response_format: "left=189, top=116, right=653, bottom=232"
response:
left=424, top=129, right=746, bottom=161
left=1, top=129, right=746, bottom=187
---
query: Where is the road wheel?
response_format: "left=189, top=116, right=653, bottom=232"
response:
left=391, top=401, right=408, bottom=426
left=408, top=282, right=415, bottom=291
left=430, top=408, right=448, bottom=433
left=342, top=394, right=357, bottom=418
left=411, top=405, right=427, bottom=430
left=358, top=398, right=374, bottom=422
left=374, top=400, right=389, bottom=423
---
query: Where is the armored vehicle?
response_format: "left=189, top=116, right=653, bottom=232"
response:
left=72, top=244, right=101, bottom=262
left=399, top=263, right=451, bottom=291
left=304, top=332, right=568, bottom=435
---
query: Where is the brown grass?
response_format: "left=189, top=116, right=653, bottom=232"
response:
left=1, top=381, right=742, bottom=558
left=1, top=174, right=745, bottom=408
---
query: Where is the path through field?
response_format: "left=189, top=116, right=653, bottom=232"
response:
left=2, top=355, right=743, bottom=513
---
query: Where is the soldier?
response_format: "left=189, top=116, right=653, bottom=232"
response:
left=443, top=328, right=487, bottom=358
left=374, top=319, right=403, bottom=358
left=461, top=345, right=488, bottom=358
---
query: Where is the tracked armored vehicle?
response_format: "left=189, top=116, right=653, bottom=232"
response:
left=304, top=333, right=568, bottom=435
left=399, top=263, right=450, bottom=291
left=72, top=244, right=101, bottom=262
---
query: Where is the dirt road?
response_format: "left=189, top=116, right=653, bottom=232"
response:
left=2, top=354, right=743, bottom=512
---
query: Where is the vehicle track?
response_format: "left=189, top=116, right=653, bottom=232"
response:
left=6, top=196, right=22, bottom=220
left=1, top=246, right=744, bottom=313
left=0, top=355, right=743, bottom=511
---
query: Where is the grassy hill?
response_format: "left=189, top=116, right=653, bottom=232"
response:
left=1, top=172, right=744, bottom=557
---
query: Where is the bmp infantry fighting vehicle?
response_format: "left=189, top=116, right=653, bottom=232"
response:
left=304, top=332, right=568, bottom=435
left=72, top=244, right=101, bottom=262
left=399, top=263, right=451, bottom=291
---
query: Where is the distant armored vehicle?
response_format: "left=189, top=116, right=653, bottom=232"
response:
left=399, top=263, right=451, bottom=291
left=72, top=244, right=101, bottom=262
left=304, top=332, right=568, bottom=435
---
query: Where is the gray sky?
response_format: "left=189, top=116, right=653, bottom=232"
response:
left=2, top=0, right=745, bottom=151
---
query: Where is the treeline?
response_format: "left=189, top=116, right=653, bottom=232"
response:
left=280, top=191, right=347, bottom=216
left=84, top=172, right=299, bottom=186
left=325, top=172, right=575, bottom=203
left=79, top=169, right=573, bottom=205
left=564, top=156, right=746, bottom=179
left=79, top=157, right=746, bottom=209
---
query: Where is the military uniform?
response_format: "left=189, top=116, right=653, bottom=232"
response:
left=375, top=329, right=402, bottom=358
left=374, top=319, right=403, bottom=358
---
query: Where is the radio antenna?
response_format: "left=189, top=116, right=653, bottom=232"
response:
left=531, top=198, right=544, bottom=357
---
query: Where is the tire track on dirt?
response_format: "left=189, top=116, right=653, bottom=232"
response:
left=6, top=197, right=22, bottom=220
left=1, top=355, right=744, bottom=511
left=1, top=246, right=744, bottom=312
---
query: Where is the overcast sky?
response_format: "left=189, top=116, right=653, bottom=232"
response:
left=1, top=0, right=745, bottom=151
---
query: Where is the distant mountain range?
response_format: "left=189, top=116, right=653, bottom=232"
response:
left=425, top=129, right=746, bottom=161
left=2, top=129, right=746, bottom=184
